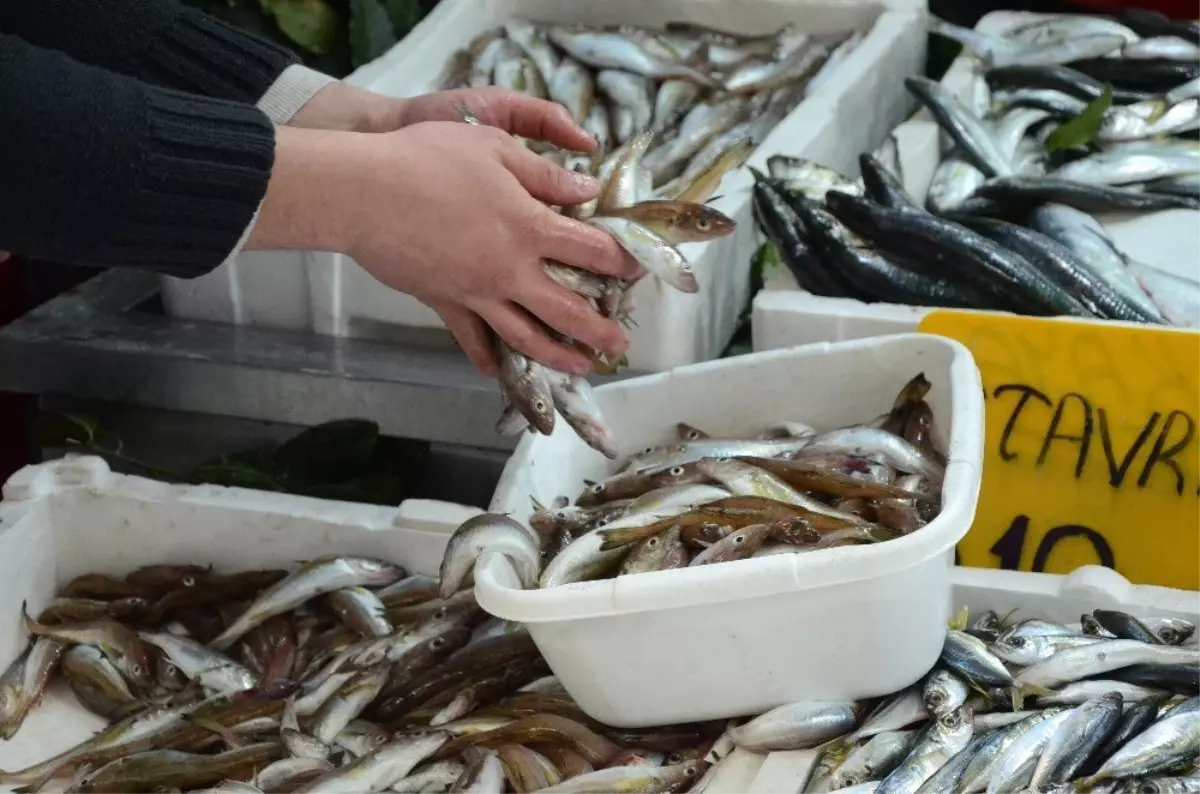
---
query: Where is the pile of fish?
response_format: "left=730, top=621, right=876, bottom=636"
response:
left=0, top=557, right=733, bottom=793
left=442, top=21, right=869, bottom=457
left=754, top=11, right=1200, bottom=327
left=732, top=606, right=1200, bottom=794
left=441, top=20, right=863, bottom=178
left=2, top=554, right=1195, bottom=794
left=441, top=374, right=945, bottom=590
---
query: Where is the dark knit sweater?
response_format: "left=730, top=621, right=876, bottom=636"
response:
left=0, top=2, right=300, bottom=277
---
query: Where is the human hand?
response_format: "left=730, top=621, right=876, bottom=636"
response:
left=291, top=83, right=596, bottom=156
left=394, top=87, right=597, bottom=152
left=253, top=124, right=641, bottom=376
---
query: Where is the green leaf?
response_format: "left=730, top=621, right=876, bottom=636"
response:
left=191, top=452, right=286, bottom=491
left=272, top=419, right=380, bottom=486
left=1045, top=85, right=1113, bottom=152
left=349, top=0, right=398, bottom=67
left=384, top=0, right=422, bottom=34
left=260, top=0, right=338, bottom=55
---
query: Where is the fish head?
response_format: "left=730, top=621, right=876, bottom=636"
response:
left=990, top=633, right=1047, bottom=667
left=668, top=202, right=736, bottom=241
left=694, top=456, right=744, bottom=480
left=930, top=703, right=974, bottom=745
left=647, top=462, right=703, bottom=490
left=156, top=654, right=185, bottom=689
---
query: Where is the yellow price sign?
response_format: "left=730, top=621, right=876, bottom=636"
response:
left=918, top=310, right=1200, bottom=590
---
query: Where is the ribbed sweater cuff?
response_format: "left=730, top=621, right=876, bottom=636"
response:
left=139, top=6, right=300, bottom=105
left=258, top=64, right=339, bottom=124
left=96, top=90, right=276, bottom=277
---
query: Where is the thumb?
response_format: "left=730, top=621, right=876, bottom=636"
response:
left=498, top=143, right=601, bottom=206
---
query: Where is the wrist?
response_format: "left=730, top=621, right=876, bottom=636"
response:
left=289, top=82, right=408, bottom=133
left=246, top=126, right=371, bottom=255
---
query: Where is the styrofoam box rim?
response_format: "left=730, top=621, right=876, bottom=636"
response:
left=476, top=333, right=985, bottom=623
left=346, top=0, right=930, bottom=89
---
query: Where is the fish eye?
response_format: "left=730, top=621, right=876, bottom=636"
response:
left=182, top=575, right=196, bottom=587
left=927, top=691, right=944, bottom=705
left=1010, top=636, right=1027, bottom=647
left=431, top=638, right=445, bottom=650
left=646, top=538, right=659, bottom=548
left=534, top=399, right=547, bottom=412
left=596, top=518, right=610, bottom=527
left=667, top=753, right=683, bottom=765
left=841, top=775, right=860, bottom=787
left=436, top=607, right=448, bottom=619
left=733, top=535, right=745, bottom=544
left=670, top=466, right=684, bottom=476
left=641, top=446, right=654, bottom=455
left=684, top=764, right=699, bottom=776
left=697, top=219, right=711, bottom=231
left=590, top=484, right=604, bottom=494
left=943, top=713, right=962, bottom=728
left=132, top=664, right=143, bottom=675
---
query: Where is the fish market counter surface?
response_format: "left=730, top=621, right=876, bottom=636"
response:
left=0, top=458, right=1196, bottom=793
left=0, top=269, right=640, bottom=452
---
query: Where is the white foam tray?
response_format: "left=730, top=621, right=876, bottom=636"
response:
left=160, top=0, right=926, bottom=371
left=753, top=113, right=1200, bottom=349
left=482, top=334, right=985, bottom=727
left=0, top=456, right=1194, bottom=790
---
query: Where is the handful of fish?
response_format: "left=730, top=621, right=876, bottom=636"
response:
left=0, top=557, right=731, bottom=793
left=755, top=11, right=1200, bottom=328
left=439, top=374, right=946, bottom=591
left=443, top=21, right=869, bottom=458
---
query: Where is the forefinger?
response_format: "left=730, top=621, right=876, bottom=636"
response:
left=473, top=87, right=597, bottom=151
left=540, top=212, right=644, bottom=281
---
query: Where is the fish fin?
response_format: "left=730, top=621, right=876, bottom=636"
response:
left=706, top=194, right=724, bottom=204
left=530, top=496, right=545, bottom=511
left=948, top=605, right=970, bottom=631
left=582, top=479, right=597, bottom=488
left=748, top=167, right=768, bottom=183
left=998, top=608, right=1021, bottom=628
left=685, top=42, right=712, bottom=71
left=19, top=602, right=42, bottom=638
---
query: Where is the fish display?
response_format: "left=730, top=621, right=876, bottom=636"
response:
left=754, top=12, right=1200, bottom=328
left=0, top=558, right=729, bottom=794
left=442, top=21, right=869, bottom=456
left=0, top=552, right=1195, bottom=793
left=442, top=374, right=946, bottom=590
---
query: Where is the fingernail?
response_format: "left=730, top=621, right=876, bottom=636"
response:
left=570, top=172, right=600, bottom=191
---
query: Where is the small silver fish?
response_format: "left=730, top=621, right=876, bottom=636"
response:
left=439, top=514, right=541, bottom=598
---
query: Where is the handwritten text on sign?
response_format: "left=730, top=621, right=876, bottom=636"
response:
left=918, top=310, right=1199, bottom=590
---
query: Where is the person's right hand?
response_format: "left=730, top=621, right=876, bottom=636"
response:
left=343, top=122, right=641, bottom=376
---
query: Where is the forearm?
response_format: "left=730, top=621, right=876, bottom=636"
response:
left=0, top=34, right=275, bottom=277
left=0, top=0, right=299, bottom=105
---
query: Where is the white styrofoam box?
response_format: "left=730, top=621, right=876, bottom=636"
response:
left=161, top=1, right=927, bottom=371
left=477, top=334, right=985, bottom=728
left=733, top=563, right=1200, bottom=793
left=0, top=455, right=810, bottom=790
left=753, top=111, right=1200, bottom=348
left=0, top=455, right=482, bottom=776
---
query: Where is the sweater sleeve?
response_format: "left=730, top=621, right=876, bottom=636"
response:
left=0, top=0, right=300, bottom=105
left=0, top=34, right=276, bottom=278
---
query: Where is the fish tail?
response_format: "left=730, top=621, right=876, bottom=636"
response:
left=20, top=602, right=46, bottom=638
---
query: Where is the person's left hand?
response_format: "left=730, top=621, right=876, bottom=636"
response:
left=292, top=84, right=596, bottom=151
left=394, top=87, right=597, bottom=151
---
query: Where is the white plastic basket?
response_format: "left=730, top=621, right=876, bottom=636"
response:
left=160, top=0, right=927, bottom=371
left=479, top=334, right=985, bottom=727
